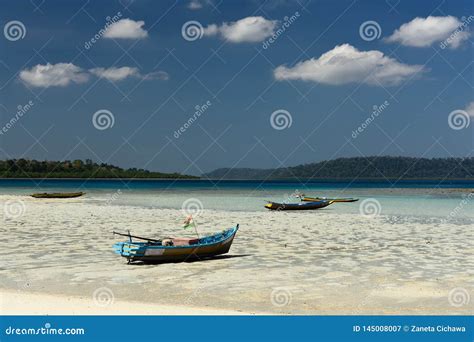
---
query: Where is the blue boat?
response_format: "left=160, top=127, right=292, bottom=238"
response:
left=264, top=200, right=333, bottom=211
left=113, top=225, right=239, bottom=263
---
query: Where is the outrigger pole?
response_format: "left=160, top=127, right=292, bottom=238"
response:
left=113, top=231, right=162, bottom=243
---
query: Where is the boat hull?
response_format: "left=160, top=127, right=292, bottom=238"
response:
left=301, top=197, right=358, bottom=203
left=31, top=192, right=85, bottom=199
left=265, top=200, right=332, bottom=211
left=113, top=226, right=238, bottom=263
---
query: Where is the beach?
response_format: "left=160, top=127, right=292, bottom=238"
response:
left=0, top=185, right=473, bottom=315
left=0, top=290, right=246, bottom=315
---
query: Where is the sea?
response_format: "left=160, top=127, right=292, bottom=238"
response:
left=0, top=179, right=472, bottom=220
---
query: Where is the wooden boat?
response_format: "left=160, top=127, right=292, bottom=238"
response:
left=301, top=196, right=358, bottom=203
left=113, top=225, right=239, bottom=263
left=31, top=191, right=85, bottom=199
left=265, top=200, right=333, bottom=211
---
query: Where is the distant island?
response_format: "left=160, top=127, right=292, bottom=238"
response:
left=202, top=156, right=474, bottom=180
left=0, top=159, right=197, bottom=179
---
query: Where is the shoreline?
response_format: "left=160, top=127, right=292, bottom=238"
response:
left=1, top=177, right=474, bottom=182
left=0, top=290, right=254, bottom=315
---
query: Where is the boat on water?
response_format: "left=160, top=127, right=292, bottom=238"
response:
left=31, top=191, right=85, bottom=199
left=265, top=200, right=333, bottom=211
left=301, top=196, right=358, bottom=203
left=113, top=225, right=239, bottom=263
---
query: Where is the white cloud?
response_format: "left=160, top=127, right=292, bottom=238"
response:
left=465, top=101, right=474, bottom=117
left=273, top=44, right=425, bottom=86
left=19, top=63, right=89, bottom=87
left=187, top=0, right=215, bottom=10
left=103, top=18, right=148, bottom=39
left=204, top=16, right=277, bottom=43
left=385, top=16, right=470, bottom=48
left=20, top=64, right=168, bottom=87
left=90, top=66, right=140, bottom=81
left=90, top=66, right=169, bottom=82
left=141, top=71, right=169, bottom=80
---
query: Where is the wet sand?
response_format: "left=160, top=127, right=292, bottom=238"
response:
left=0, top=194, right=472, bottom=315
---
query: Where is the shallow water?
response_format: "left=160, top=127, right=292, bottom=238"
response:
left=0, top=182, right=472, bottom=314
left=0, top=179, right=473, bottom=220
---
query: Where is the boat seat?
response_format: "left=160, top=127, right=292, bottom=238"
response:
left=171, top=238, right=200, bottom=246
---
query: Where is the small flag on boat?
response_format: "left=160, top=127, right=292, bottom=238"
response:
left=183, top=215, right=196, bottom=229
left=294, top=190, right=304, bottom=198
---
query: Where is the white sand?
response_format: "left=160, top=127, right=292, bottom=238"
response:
left=0, top=194, right=472, bottom=315
left=0, top=290, right=249, bottom=315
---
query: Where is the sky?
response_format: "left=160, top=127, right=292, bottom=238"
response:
left=0, top=0, right=473, bottom=175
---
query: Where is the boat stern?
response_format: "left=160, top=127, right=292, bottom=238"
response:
left=113, top=242, right=143, bottom=258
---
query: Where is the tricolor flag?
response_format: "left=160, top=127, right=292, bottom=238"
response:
left=183, top=215, right=196, bottom=229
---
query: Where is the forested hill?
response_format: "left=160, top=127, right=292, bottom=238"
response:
left=0, top=159, right=197, bottom=179
left=202, top=157, right=474, bottom=180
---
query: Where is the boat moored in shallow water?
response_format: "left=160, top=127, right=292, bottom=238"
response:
left=31, top=192, right=85, bottom=199
left=265, top=200, right=333, bottom=211
left=301, top=196, right=358, bottom=203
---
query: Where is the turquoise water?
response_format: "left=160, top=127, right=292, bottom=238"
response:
left=0, top=178, right=472, bottom=190
left=0, top=179, right=472, bottom=220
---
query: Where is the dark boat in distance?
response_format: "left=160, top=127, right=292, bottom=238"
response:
left=301, top=196, right=359, bottom=203
left=113, top=225, right=239, bottom=263
left=31, top=191, right=85, bottom=199
left=265, top=200, right=333, bottom=211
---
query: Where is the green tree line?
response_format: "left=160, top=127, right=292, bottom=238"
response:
left=0, top=159, right=197, bottom=179
left=203, top=156, right=474, bottom=179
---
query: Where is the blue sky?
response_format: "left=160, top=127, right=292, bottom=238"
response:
left=0, top=0, right=472, bottom=175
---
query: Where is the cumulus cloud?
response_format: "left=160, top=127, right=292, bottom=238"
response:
left=20, top=64, right=168, bottom=87
left=465, top=101, right=474, bottom=117
left=204, top=16, right=277, bottom=43
left=19, top=63, right=89, bottom=87
left=90, top=66, right=140, bottom=81
left=103, top=18, right=148, bottom=39
left=385, top=16, right=470, bottom=48
left=273, top=44, right=426, bottom=86
left=90, top=66, right=169, bottom=82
